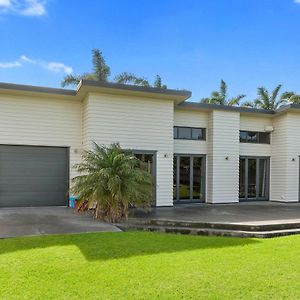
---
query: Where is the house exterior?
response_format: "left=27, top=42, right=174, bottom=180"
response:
left=0, top=79, right=299, bottom=207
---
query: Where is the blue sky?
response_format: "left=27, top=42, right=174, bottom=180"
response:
left=0, top=0, right=300, bottom=101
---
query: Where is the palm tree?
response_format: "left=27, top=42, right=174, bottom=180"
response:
left=71, top=143, right=153, bottom=222
left=114, top=73, right=167, bottom=89
left=61, top=49, right=111, bottom=87
left=281, top=91, right=300, bottom=104
left=243, top=85, right=300, bottom=110
left=62, top=49, right=167, bottom=89
left=200, top=80, right=245, bottom=106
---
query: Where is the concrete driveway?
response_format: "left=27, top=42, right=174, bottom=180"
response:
left=0, top=207, right=121, bottom=238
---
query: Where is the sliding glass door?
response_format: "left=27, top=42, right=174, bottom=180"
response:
left=173, top=154, right=205, bottom=203
left=239, top=157, right=269, bottom=201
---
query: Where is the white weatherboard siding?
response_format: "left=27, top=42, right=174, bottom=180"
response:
left=174, top=109, right=208, bottom=154
left=239, top=115, right=272, bottom=157
left=83, top=93, right=174, bottom=206
left=207, top=110, right=240, bottom=203
left=270, top=113, right=289, bottom=202
left=0, top=94, right=82, bottom=180
left=282, top=112, right=300, bottom=202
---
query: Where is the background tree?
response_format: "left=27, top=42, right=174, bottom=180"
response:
left=71, top=143, right=153, bottom=222
left=62, top=49, right=167, bottom=89
left=114, top=73, right=167, bottom=89
left=62, top=49, right=110, bottom=87
left=242, top=85, right=300, bottom=109
left=200, top=80, right=245, bottom=106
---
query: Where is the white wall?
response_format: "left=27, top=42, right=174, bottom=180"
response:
left=174, top=109, right=208, bottom=154
left=83, top=93, right=174, bottom=206
left=207, top=110, right=240, bottom=203
left=239, top=115, right=272, bottom=157
left=0, top=94, right=82, bottom=180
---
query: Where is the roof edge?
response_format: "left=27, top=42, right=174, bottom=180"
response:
left=0, top=82, right=76, bottom=96
left=178, top=102, right=275, bottom=115
left=79, top=80, right=191, bottom=99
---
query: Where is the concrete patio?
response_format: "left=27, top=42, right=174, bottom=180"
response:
left=0, top=207, right=120, bottom=238
left=122, top=202, right=300, bottom=238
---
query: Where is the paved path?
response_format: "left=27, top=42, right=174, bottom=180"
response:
left=131, top=202, right=300, bottom=226
left=0, top=207, right=120, bottom=238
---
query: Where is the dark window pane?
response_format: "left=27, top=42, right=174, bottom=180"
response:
left=191, top=128, right=202, bottom=140
left=178, top=127, right=191, bottom=139
left=248, top=132, right=258, bottom=143
left=259, top=132, right=270, bottom=144
left=240, top=131, right=248, bottom=142
left=173, top=127, right=178, bottom=139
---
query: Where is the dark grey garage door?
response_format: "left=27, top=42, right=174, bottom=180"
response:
left=0, top=145, right=68, bottom=207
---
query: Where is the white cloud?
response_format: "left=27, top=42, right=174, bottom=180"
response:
left=0, top=0, right=11, bottom=8
left=0, top=55, right=73, bottom=74
left=46, top=62, right=73, bottom=74
left=295, top=0, right=300, bottom=3
left=0, top=60, right=21, bottom=68
left=0, top=0, right=47, bottom=16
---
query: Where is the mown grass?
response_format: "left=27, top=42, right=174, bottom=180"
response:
left=0, top=231, right=299, bottom=299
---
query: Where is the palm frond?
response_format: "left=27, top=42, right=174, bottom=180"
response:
left=114, top=72, right=150, bottom=87
left=227, top=94, right=246, bottom=106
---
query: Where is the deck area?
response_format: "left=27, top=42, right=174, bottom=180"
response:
left=119, top=202, right=300, bottom=238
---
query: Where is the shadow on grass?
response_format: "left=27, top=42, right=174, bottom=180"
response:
left=0, top=231, right=260, bottom=261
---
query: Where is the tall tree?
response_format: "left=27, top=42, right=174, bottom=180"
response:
left=200, top=80, right=245, bottom=106
left=62, top=49, right=167, bottom=89
left=243, top=85, right=300, bottom=110
left=61, top=49, right=110, bottom=87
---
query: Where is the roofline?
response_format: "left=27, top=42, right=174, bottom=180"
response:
left=0, top=82, right=76, bottom=96
left=80, top=80, right=192, bottom=99
left=0, top=80, right=191, bottom=101
left=178, top=102, right=275, bottom=115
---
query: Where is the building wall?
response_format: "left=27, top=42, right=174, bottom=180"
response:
left=173, top=109, right=208, bottom=154
left=207, top=110, right=240, bottom=203
left=0, top=94, right=82, bottom=180
left=83, top=93, right=174, bottom=206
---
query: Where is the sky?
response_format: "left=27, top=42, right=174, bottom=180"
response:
left=0, top=0, right=300, bottom=102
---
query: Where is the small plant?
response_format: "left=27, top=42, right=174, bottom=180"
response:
left=71, top=143, right=153, bottom=223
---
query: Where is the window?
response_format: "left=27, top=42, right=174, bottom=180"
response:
left=240, top=131, right=270, bottom=144
left=174, top=127, right=206, bottom=140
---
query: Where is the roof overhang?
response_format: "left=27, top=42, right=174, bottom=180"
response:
left=0, top=80, right=191, bottom=104
left=177, top=102, right=275, bottom=116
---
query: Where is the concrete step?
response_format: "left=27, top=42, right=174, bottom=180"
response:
left=118, top=223, right=300, bottom=238
left=126, top=218, right=300, bottom=232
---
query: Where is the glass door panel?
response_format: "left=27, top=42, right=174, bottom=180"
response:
left=259, top=159, right=268, bottom=198
left=239, top=157, right=269, bottom=201
left=173, top=156, right=177, bottom=200
left=248, top=159, right=257, bottom=198
left=179, top=156, right=190, bottom=199
left=239, top=158, right=246, bottom=198
left=173, top=155, right=205, bottom=203
left=193, top=157, right=202, bottom=200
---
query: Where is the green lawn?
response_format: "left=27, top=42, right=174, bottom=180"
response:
left=1, top=232, right=300, bottom=299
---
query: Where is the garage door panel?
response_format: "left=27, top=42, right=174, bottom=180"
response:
left=0, top=145, right=68, bottom=207
left=0, top=192, right=68, bottom=207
